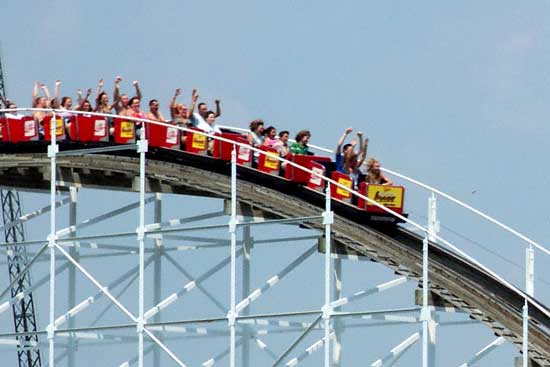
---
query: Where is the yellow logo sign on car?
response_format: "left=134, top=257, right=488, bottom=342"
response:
left=367, top=185, right=403, bottom=208
left=192, top=133, right=207, bottom=150
left=120, top=122, right=134, bottom=139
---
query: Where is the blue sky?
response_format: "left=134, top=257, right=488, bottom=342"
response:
left=1, top=1, right=549, bottom=366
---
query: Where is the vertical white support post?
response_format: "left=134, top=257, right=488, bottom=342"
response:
left=426, top=193, right=438, bottom=365
left=332, top=259, right=343, bottom=367
left=229, top=146, right=238, bottom=367
left=427, top=193, right=439, bottom=244
left=421, top=233, right=430, bottom=367
left=48, top=111, right=59, bottom=367
left=68, top=186, right=78, bottom=367
left=137, top=126, right=148, bottom=367
left=153, top=193, right=162, bottom=367
left=323, top=185, right=334, bottom=367
left=242, top=224, right=252, bottom=367
left=523, top=245, right=534, bottom=367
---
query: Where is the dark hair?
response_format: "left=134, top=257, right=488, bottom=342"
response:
left=205, top=110, right=216, bottom=119
left=80, top=99, right=92, bottom=112
left=295, top=130, right=311, bottom=143
left=97, top=92, right=108, bottom=104
left=343, top=143, right=352, bottom=152
left=279, top=130, right=289, bottom=138
left=149, top=99, right=159, bottom=107
left=128, top=97, right=140, bottom=106
left=61, top=96, right=72, bottom=107
left=198, top=102, right=207, bottom=109
left=263, top=125, right=276, bottom=136
left=249, top=119, right=264, bottom=132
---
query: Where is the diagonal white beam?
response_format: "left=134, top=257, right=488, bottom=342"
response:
left=236, top=245, right=317, bottom=314
left=330, top=277, right=408, bottom=309
left=143, top=249, right=243, bottom=322
left=54, top=243, right=137, bottom=322
left=457, top=337, right=506, bottom=367
left=143, top=327, right=189, bottom=367
left=0, top=262, right=69, bottom=314
left=201, top=338, right=244, bottom=366
left=0, top=196, right=71, bottom=234
left=272, top=315, right=323, bottom=367
left=0, top=243, right=49, bottom=299
left=54, top=255, right=155, bottom=328
left=145, top=210, right=226, bottom=231
left=370, top=331, right=420, bottom=366
left=55, top=196, right=156, bottom=238
left=255, top=337, right=278, bottom=360
left=285, top=332, right=335, bottom=367
left=163, top=252, right=227, bottom=312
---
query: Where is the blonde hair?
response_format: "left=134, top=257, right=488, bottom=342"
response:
left=365, top=157, right=381, bottom=184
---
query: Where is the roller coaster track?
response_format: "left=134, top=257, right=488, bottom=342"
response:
left=0, top=108, right=549, bottom=365
left=0, top=143, right=548, bottom=366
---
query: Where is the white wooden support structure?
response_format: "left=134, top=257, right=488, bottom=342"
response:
left=523, top=244, right=535, bottom=367
left=48, top=110, right=59, bottom=367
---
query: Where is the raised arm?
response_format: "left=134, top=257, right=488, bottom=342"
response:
left=41, top=84, right=51, bottom=107
left=187, top=89, right=198, bottom=119
left=170, top=88, right=181, bottom=119
left=113, top=76, right=122, bottom=111
left=95, top=79, right=104, bottom=102
left=336, top=127, right=352, bottom=154
left=133, top=80, right=142, bottom=100
left=32, top=81, right=39, bottom=107
left=51, top=80, right=61, bottom=109
left=214, top=99, right=221, bottom=117
left=357, top=137, right=368, bottom=167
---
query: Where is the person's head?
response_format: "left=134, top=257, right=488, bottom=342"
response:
left=176, top=103, right=188, bottom=116
left=61, top=96, right=72, bottom=109
left=205, top=110, right=216, bottom=125
left=149, top=99, right=160, bottom=112
left=295, top=130, right=311, bottom=145
left=198, top=102, right=208, bottom=117
left=129, top=97, right=140, bottom=112
left=121, top=94, right=129, bottom=107
left=249, top=119, right=264, bottom=134
left=345, top=151, right=359, bottom=170
left=7, top=102, right=17, bottom=109
left=343, top=143, right=353, bottom=154
left=35, top=96, right=46, bottom=108
left=279, top=130, right=289, bottom=143
left=98, top=92, right=109, bottom=105
left=264, top=126, right=276, bottom=139
left=81, top=100, right=92, bottom=112
left=366, top=157, right=381, bottom=174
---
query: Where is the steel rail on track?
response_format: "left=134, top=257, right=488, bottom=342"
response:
left=1, top=107, right=548, bottom=319
left=1, top=108, right=549, bottom=365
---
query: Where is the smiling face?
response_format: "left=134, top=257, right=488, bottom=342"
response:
left=101, top=93, right=109, bottom=105
left=62, top=97, right=72, bottom=109
left=371, top=161, right=381, bottom=174
left=280, top=132, right=289, bottom=143
left=36, top=97, right=47, bottom=108
left=121, top=94, right=129, bottom=107
left=269, top=129, right=276, bottom=139
left=150, top=100, right=159, bottom=112
left=256, top=124, right=264, bottom=134
left=131, top=98, right=140, bottom=112
left=198, top=103, right=208, bottom=117
left=206, top=112, right=216, bottom=125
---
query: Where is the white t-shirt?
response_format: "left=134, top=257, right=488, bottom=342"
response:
left=192, top=113, right=221, bottom=134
